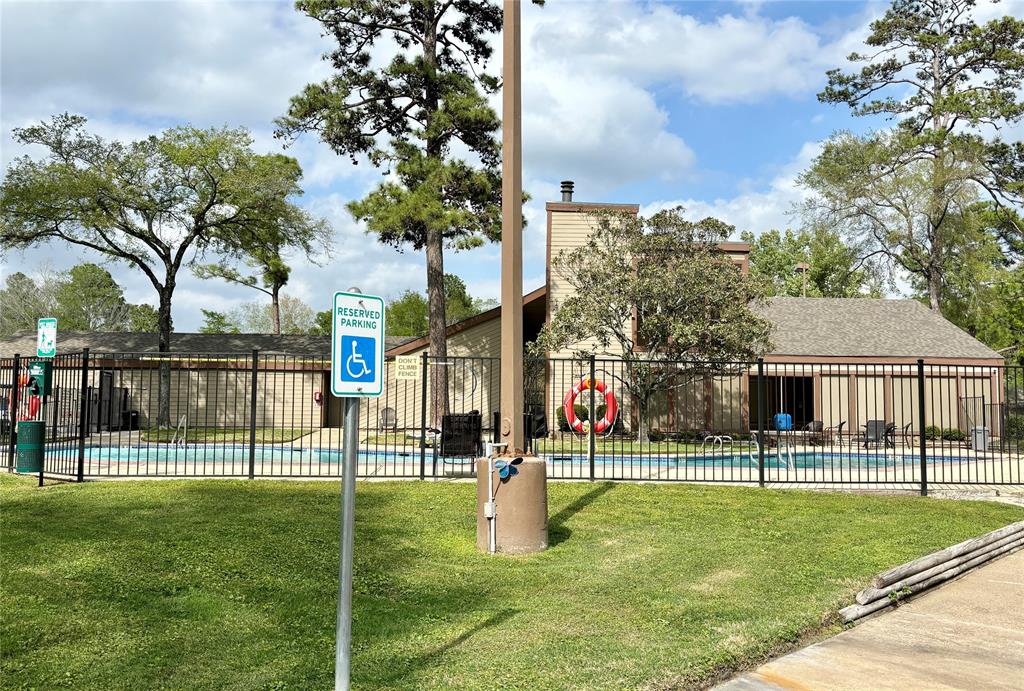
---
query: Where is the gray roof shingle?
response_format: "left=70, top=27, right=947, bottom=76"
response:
left=756, top=297, right=1002, bottom=360
left=0, top=298, right=1000, bottom=361
left=0, top=331, right=415, bottom=358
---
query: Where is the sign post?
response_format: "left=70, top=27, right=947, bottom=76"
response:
left=36, top=318, right=57, bottom=358
left=330, top=289, right=385, bottom=691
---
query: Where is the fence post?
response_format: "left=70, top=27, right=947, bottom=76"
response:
left=588, top=354, right=596, bottom=481
left=917, top=358, right=928, bottom=496
left=77, top=349, right=90, bottom=483
left=248, top=350, right=259, bottom=480
left=7, top=354, right=20, bottom=472
left=419, top=351, right=429, bottom=480
left=757, top=357, right=766, bottom=488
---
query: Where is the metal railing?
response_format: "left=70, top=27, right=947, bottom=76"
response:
left=3, top=350, right=1021, bottom=492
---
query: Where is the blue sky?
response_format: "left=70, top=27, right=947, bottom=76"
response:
left=2, top=0, right=1022, bottom=331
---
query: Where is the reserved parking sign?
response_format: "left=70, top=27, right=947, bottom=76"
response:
left=331, top=291, right=385, bottom=397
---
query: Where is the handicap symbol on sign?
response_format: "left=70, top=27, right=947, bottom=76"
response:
left=340, top=336, right=375, bottom=383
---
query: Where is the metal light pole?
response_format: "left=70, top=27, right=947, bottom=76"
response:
left=500, top=0, right=524, bottom=453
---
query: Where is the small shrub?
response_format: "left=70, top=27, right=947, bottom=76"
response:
left=556, top=404, right=589, bottom=431
left=924, top=425, right=942, bottom=441
left=647, top=430, right=666, bottom=442
left=941, top=428, right=966, bottom=442
left=1006, top=414, right=1024, bottom=441
left=594, top=404, right=624, bottom=433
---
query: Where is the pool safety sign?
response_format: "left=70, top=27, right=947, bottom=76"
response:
left=394, top=355, right=420, bottom=380
left=331, top=291, right=385, bottom=397
left=36, top=318, right=57, bottom=358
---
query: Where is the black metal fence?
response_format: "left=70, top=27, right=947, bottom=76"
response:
left=4, top=350, right=1022, bottom=492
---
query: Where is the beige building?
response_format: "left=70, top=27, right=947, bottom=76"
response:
left=385, top=186, right=1006, bottom=439
left=1, top=187, right=1006, bottom=441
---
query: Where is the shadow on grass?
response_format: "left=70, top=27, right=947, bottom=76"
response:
left=376, top=607, right=519, bottom=686
left=548, top=482, right=615, bottom=546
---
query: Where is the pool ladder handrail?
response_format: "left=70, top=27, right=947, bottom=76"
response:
left=171, top=414, right=188, bottom=448
left=748, top=436, right=795, bottom=471
left=778, top=435, right=795, bottom=471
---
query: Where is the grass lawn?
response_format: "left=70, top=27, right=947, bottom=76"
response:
left=140, top=427, right=310, bottom=444
left=2, top=475, right=1022, bottom=690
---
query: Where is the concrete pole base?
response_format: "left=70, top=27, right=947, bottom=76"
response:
left=476, top=456, right=548, bottom=554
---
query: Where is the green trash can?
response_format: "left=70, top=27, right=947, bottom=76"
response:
left=16, top=421, right=45, bottom=473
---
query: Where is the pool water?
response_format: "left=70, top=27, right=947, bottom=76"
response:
left=71, top=445, right=973, bottom=469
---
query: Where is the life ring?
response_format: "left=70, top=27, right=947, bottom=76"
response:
left=562, top=377, right=618, bottom=435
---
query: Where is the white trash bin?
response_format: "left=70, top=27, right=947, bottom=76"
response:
left=970, top=426, right=990, bottom=451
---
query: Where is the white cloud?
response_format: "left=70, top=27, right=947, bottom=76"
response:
left=641, top=141, right=822, bottom=237
left=528, top=3, right=846, bottom=105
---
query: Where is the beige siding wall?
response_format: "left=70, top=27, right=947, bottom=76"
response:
left=820, top=375, right=850, bottom=430
left=856, top=376, right=886, bottom=427
left=110, top=367, right=323, bottom=429
left=369, top=318, right=502, bottom=431
left=547, top=209, right=628, bottom=360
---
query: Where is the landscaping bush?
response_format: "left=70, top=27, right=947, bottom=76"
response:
left=924, top=425, right=943, bottom=441
left=556, top=404, right=589, bottom=431
left=556, top=403, right=624, bottom=433
left=1006, top=414, right=1024, bottom=441
left=594, top=404, right=624, bottom=434
left=941, top=428, right=967, bottom=442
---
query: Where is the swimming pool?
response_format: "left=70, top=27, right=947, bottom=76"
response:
left=69, top=444, right=977, bottom=469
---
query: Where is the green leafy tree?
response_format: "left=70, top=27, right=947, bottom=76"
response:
left=311, top=309, right=332, bottom=336
left=53, top=263, right=131, bottom=331
left=741, top=228, right=884, bottom=297
left=975, top=267, right=1024, bottom=364
left=0, top=270, right=59, bottom=337
left=194, top=158, right=331, bottom=335
left=229, top=294, right=316, bottom=334
left=535, top=208, right=773, bottom=442
left=199, top=310, right=240, bottom=335
left=443, top=274, right=477, bottom=325
left=1, top=115, right=317, bottom=426
left=126, top=304, right=159, bottom=332
left=276, top=0, right=513, bottom=424
left=383, top=276, right=492, bottom=337
left=386, top=290, right=429, bottom=337
left=805, top=0, right=1024, bottom=313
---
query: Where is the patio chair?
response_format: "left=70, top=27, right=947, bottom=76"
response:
left=825, top=420, right=846, bottom=447
left=862, top=420, right=895, bottom=449
left=902, top=422, right=915, bottom=448
left=802, top=420, right=825, bottom=446
left=439, top=412, right=483, bottom=459
left=379, top=407, right=398, bottom=432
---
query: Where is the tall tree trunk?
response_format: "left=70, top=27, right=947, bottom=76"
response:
left=157, top=284, right=173, bottom=429
left=271, top=284, right=282, bottom=335
left=635, top=396, right=649, bottom=445
left=426, top=226, right=449, bottom=426
left=422, top=1, right=449, bottom=427
left=927, top=269, right=942, bottom=312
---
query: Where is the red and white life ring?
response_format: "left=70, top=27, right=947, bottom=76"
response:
left=563, top=377, right=618, bottom=435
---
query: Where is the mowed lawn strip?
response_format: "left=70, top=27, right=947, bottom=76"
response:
left=2, top=475, right=1022, bottom=690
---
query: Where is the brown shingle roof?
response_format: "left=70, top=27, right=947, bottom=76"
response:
left=756, top=298, right=1002, bottom=360
left=0, top=331, right=415, bottom=358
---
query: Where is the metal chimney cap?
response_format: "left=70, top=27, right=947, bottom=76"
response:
left=560, top=180, right=575, bottom=202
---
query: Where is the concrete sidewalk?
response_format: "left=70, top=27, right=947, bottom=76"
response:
left=717, top=549, right=1024, bottom=691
